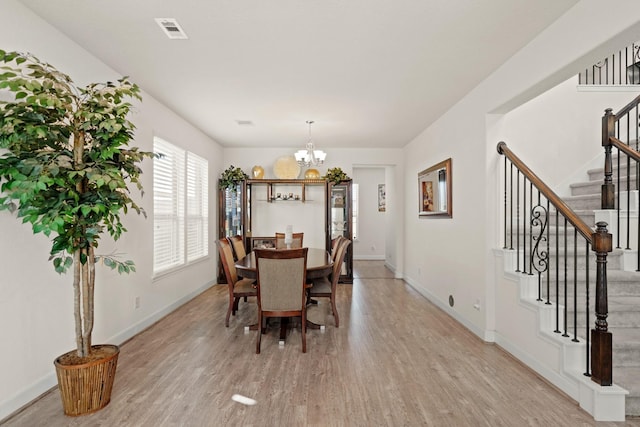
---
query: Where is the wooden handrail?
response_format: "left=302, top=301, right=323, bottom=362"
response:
left=613, top=93, right=640, bottom=118
left=609, top=136, right=640, bottom=162
left=497, top=141, right=593, bottom=242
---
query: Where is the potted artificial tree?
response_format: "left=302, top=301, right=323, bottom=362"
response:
left=0, top=50, right=153, bottom=415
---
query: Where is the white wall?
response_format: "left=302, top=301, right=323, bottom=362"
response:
left=223, top=147, right=404, bottom=274
left=352, top=167, right=386, bottom=260
left=501, top=76, right=637, bottom=196
left=0, top=1, right=224, bottom=420
left=401, top=0, right=640, bottom=345
left=250, top=183, right=326, bottom=248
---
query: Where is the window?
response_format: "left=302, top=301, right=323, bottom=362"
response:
left=153, top=137, right=208, bottom=274
left=352, top=183, right=359, bottom=240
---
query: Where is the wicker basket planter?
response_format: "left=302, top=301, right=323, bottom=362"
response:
left=54, top=344, right=120, bottom=416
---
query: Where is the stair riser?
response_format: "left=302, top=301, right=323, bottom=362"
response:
left=623, top=396, right=640, bottom=417
left=512, top=253, right=624, bottom=270
left=571, top=177, right=639, bottom=196
left=544, top=213, right=596, bottom=227
left=544, top=284, right=640, bottom=298
left=614, top=348, right=640, bottom=368
left=562, top=197, right=600, bottom=211
left=587, top=163, right=639, bottom=181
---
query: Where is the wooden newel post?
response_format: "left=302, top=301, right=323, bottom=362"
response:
left=591, top=221, right=613, bottom=386
left=602, top=108, right=615, bottom=210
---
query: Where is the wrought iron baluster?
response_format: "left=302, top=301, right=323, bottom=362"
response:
left=616, top=119, right=621, bottom=249
left=546, top=198, right=551, bottom=305
left=529, top=181, right=534, bottom=276
left=611, top=49, right=622, bottom=84
left=627, top=162, right=632, bottom=250
left=516, top=170, right=520, bottom=272
left=510, top=163, right=514, bottom=250
left=563, top=217, right=569, bottom=338
left=531, top=191, right=548, bottom=303
left=554, top=209, right=561, bottom=334
left=503, top=156, right=507, bottom=249
left=637, top=106, right=640, bottom=271
left=572, top=228, right=579, bottom=343
left=523, top=177, right=528, bottom=274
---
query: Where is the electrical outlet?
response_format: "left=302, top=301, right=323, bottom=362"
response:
left=134, top=296, right=140, bottom=309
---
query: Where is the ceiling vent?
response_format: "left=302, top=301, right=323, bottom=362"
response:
left=155, top=18, right=188, bottom=40
left=236, top=120, right=254, bottom=126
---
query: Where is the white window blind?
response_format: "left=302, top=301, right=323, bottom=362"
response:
left=186, top=152, right=208, bottom=261
left=153, top=137, right=208, bottom=274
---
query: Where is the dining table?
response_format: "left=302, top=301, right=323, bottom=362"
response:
left=234, top=247, right=333, bottom=337
left=235, top=247, right=333, bottom=281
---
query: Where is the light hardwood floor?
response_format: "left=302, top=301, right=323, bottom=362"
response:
left=3, top=261, right=640, bottom=426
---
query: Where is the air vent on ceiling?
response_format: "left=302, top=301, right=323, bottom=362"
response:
left=155, top=18, right=188, bottom=40
left=236, top=120, right=254, bottom=126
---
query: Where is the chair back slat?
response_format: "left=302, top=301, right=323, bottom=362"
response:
left=330, top=236, right=344, bottom=261
left=216, top=238, right=238, bottom=284
left=228, top=235, right=247, bottom=260
left=332, top=239, right=350, bottom=282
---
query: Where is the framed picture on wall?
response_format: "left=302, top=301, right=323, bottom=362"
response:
left=418, top=158, right=452, bottom=218
left=378, top=184, right=386, bottom=212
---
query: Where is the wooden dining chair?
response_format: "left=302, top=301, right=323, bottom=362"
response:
left=254, top=247, right=309, bottom=353
left=330, top=235, right=344, bottom=261
left=275, top=232, right=304, bottom=249
left=216, top=238, right=257, bottom=327
left=227, top=234, right=247, bottom=261
left=309, top=238, right=350, bottom=327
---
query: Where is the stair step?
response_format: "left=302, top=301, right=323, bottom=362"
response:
left=614, top=366, right=640, bottom=416
left=587, top=161, right=640, bottom=182
left=571, top=175, right=638, bottom=196
left=562, top=193, right=600, bottom=211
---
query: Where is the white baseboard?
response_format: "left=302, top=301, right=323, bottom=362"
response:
left=353, top=255, right=385, bottom=260
left=109, top=281, right=214, bottom=345
left=403, top=274, right=491, bottom=342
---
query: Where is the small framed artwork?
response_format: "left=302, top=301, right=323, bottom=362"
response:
left=378, top=184, right=386, bottom=212
left=418, top=158, right=452, bottom=218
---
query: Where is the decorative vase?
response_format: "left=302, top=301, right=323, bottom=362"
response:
left=54, top=344, right=120, bottom=416
left=251, top=165, right=265, bottom=179
left=304, top=168, right=321, bottom=179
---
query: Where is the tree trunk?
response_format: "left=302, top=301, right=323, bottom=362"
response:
left=81, top=247, right=91, bottom=356
left=73, top=250, right=84, bottom=357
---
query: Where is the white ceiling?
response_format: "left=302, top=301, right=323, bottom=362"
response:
left=21, top=0, right=578, bottom=149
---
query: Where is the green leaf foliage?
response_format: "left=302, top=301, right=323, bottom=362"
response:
left=0, top=51, right=156, bottom=274
left=323, top=167, right=350, bottom=185
left=219, top=165, right=248, bottom=191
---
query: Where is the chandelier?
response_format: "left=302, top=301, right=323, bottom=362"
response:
left=294, top=120, right=326, bottom=167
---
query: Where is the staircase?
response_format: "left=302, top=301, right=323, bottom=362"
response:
left=563, top=157, right=640, bottom=416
